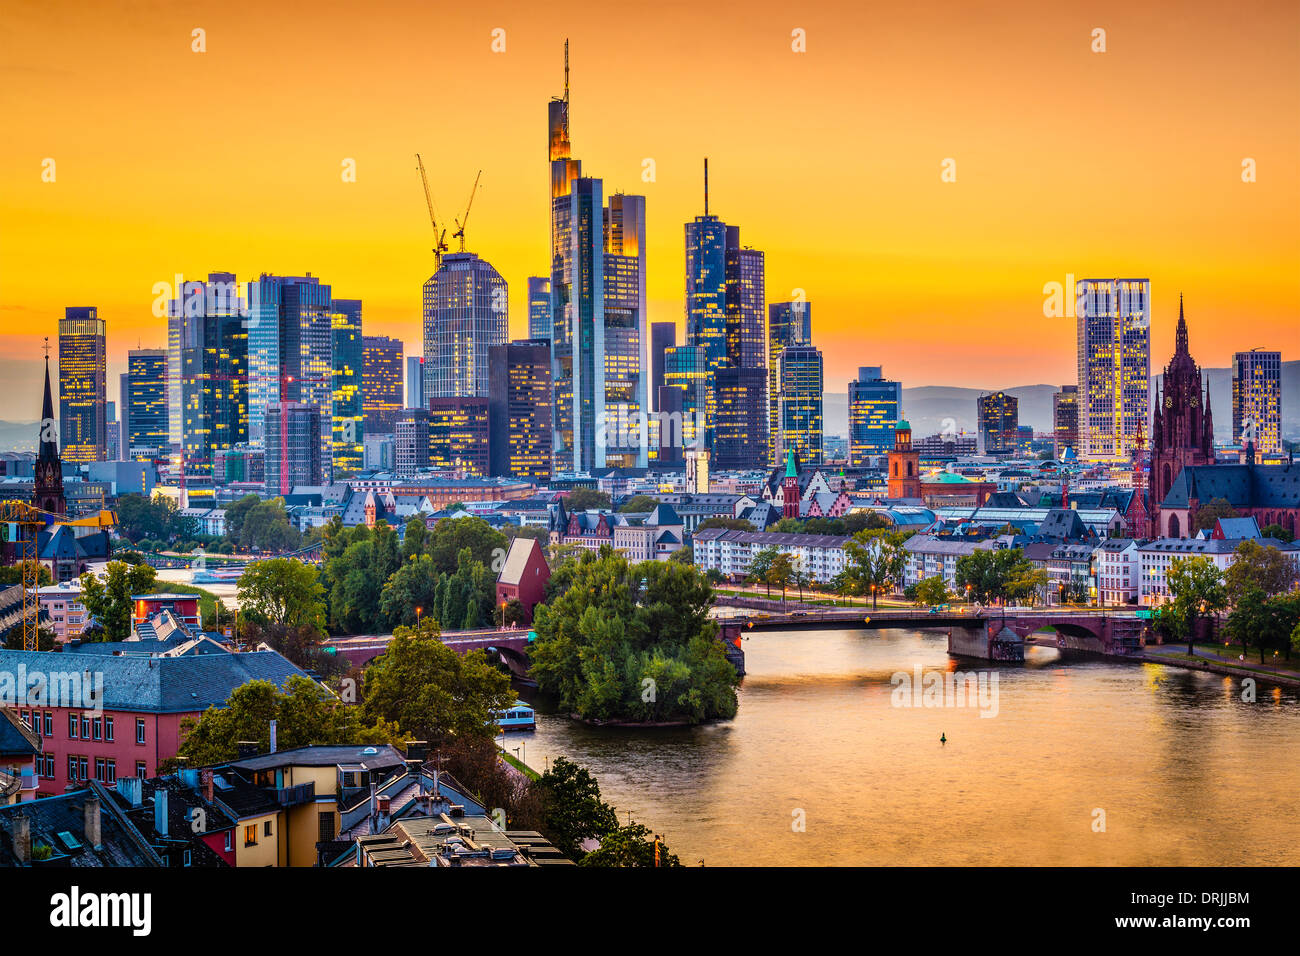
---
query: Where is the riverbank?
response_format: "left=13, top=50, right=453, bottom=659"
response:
left=1140, top=644, right=1300, bottom=687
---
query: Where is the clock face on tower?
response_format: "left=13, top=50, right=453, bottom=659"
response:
left=1165, top=396, right=1173, bottom=408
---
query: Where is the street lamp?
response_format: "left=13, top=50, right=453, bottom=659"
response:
left=415, top=606, right=422, bottom=630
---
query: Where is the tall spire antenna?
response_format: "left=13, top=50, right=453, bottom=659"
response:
left=564, top=38, right=569, bottom=106
left=704, top=158, right=709, bottom=216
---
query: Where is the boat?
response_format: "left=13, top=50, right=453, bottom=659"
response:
left=190, top=566, right=246, bottom=585
left=492, top=701, right=536, bottom=732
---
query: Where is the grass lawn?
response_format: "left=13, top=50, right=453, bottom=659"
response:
left=1150, top=643, right=1300, bottom=680
left=499, top=749, right=540, bottom=780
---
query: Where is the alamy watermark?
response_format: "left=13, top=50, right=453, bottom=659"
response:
left=890, top=665, right=999, bottom=718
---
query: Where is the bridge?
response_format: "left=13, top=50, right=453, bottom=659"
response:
left=714, top=604, right=1160, bottom=662
left=323, top=628, right=534, bottom=677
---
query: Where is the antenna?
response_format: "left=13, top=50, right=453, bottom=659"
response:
left=564, top=38, right=569, bottom=106
left=704, top=158, right=709, bottom=216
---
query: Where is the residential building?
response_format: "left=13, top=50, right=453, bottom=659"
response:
left=1095, top=538, right=1140, bottom=606
left=37, top=579, right=86, bottom=641
left=692, top=527, right=851, bottom=584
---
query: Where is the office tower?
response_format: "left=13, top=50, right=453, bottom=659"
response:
left=362, top=335, right=404, bottom=435
left=168, top=274, right=249, bottom=478
left=977, top=391, right=1019, bottom=455
left=778, top=345, right=823, bottom=465
left=768, top=300, right=812, bottom=466
left=395, top=410, right=430, bottom=477
left=1076, top=277, right=1150, bottom=460
left=247, top=274, right=332, bottom=476
left=1053, top=384, right=1079, bottom=458
left=106, top=404, right=121, bottom=461
left=406, top=356, right=425, bottom=409
left=685, top=214, right=728, bottom=374
left=331, top=298, right=364, bottom=474
left=488, top=340, right=552, bottom=481
left=1233, top=348, right=1282, bottom=453
left=654, top=384, right=685, bottom=464
left=548, top=44, right=649, bottom=473
left=427, top=397, right=490, bottom=476
left=126, top=348, right=169, bottom=461
left=119, top=372, right=130, bottom=453
left=528, top=276, right=552, bottom=341
left=724, top=226, right=765, bottom=369
left=363, top=433, right=395, bottom=472
left=663, top=345, right=708, bottom=455
left=58, top=307, right=107, bottom=462
left=422, top=252, right=508, bottom=401
left=264, top=402, right=322, bottom=495
left=649, top=322, right=676, bottom=412
left=848, top=366, right=902, bottom=465
left=713, top=367, right=768, bottom=470
left=215, top=446, right=264, bottom=485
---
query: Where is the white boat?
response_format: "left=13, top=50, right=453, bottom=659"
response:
left=492, top=701, right=536, bottom=731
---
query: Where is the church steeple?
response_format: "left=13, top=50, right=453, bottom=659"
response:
left=1175, top=294, right=1188, bottom=357
left=33, top=342, right=66, bottom=516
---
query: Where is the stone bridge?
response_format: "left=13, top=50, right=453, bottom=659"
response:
left=323, top=629, right=534, bottom=677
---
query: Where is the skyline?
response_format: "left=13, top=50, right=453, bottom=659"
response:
left=2, top=0, right=1298, bottom=421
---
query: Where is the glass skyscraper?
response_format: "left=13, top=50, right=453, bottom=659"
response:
left=126, top=347, right=169, bottom=461
left=768, top=300, right=812, bottom=466
left=58, top=307, right=107, bottom=463
left=663, top=345, right=708, bottom=453
left=848, top=366, right=902, bottom=465
left=422, top=252, right=507, bottom=401
left=528, top=276, right=552, bottom=341
left=362, top=335, right=404, bottom=434
left=331, top=298, right=364, bottom=474
left=1233, top=348, right=1281, bottom=453
left=1076, top=277, right=1150, bottom=460
left=778, top=345, right=823, bottom=466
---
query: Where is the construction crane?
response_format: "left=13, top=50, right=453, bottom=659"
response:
left=415, top=153, right=449, bottom=266
left=0, top=502, right=47, bottom=652
left=452, top=170, right=482, bottom=253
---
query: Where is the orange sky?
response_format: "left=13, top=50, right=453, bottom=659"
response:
left=2, top=0, right=1297, bottom=423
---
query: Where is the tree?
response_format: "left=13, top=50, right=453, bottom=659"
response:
left=423, top=515, right=507, bottom=575
left=748, top=547, right=779, bottom=597
left=237, top=558, right=326, bottom=633
left=1166, top=555, right=1228, bottom=655
left=0, top=562, right=52, bottom=588
left=1261, top=523, right=1294, bottom=544
left=401, top=517, right=427, bottom=560
left=1193, top=497, right=1240, bottom=532
left=915, top=575, right=949, bottom=606
left=954, top=547, right=1039, bottom=606
left=79, top=561, right=158, bottom=642
left=565, top=488, right=611, bottom=512
left=531, top=756, right=619, bottom=860
left=766, top=552, right=795, bottom=601
left=3, top=626, right=55, bottom=651
left=1225, top=539, right=1297, bottom=603
left=843, top=530, right=907, bottom=608
left=1227, top=589, right=1300, bottom=662
left=173, top=675, right=400, bottom=768
left=360, top=619, right=515, bottom=745
left=580, top=822, right=682, bottom=867
left=618, top=495, right=662, bottom=513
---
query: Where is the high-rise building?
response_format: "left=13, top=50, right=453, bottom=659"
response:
left=406, top=356, right=425, bottom=410
left=848, top=366, right=902, bottom=465
left=778, top=345, right=823, bottom=466
left=724, top=226, right=765, bottom=370
left=768, top=301, right=812, bottom=466
left=119, top=372, right=130, bottom=452
left=395, top=410, right=430, bottom=477
left=649, top=322, right=676, bottom=412
left=548, top=44, right=649, bottom=473
left=169, top=274, right=249, bottom=478
left=331, top=298, right=364, bottom=475
left=1053, top=384, right=1079, bottom=459
left=264, top=402, right=322, bottom=495
left=713, top=367, right=768, bottom=470
left=1233, top=348, right=1281, bottom=453
left=1076, top=277, right=1150, bottom=460
left=106, top=404, right=121, bottom=461
left=977, top=391, right=1019, bottom=455
left=427, top=397, right=490, bottom=476
left=528, top=276, right=552, bottom=341
left=488, top=340, right=552, bottom=481
left=362, top=335, right=404, bottom=435
left=126, top=348, right=169, bottom=461
left=247, top=273, right=332, bottom=478
left=422, top=252, right=508, bottom=401
left=685, top=213, right=729, bottom=374
left=58, top=307, right=107, bottom=463
left=663, top=345, right=708, bottom=455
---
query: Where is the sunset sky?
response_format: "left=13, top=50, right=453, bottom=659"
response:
left=2, top=0, right=1297, bottom=425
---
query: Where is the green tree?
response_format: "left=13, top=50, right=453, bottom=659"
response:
left=532, top=756, right=619, bottom=860
left=360, top=620, right=514, bottom=745
left=747, top=547, right=779, bottom=596
left=1225, top=539, right=1297, bottom=603
left=0, top=562, right=52, bottom=587
left=565, top=488, right=611, bottom=512
left=580, top=822, right=682, bottom=867
left=401, top=517, right=427, bottom=560
left=236, top=558, right=326, bottom=633
left=766, top=552, right=795, bottom=600
left=843, top=530, right=906, bottom=608
left=1166, top=555, right=1229, bottom=655
left=1192, top=497, right=1240, bottom=532
left=379, top=553, right=443, bottom=629
left=618, top=495, right=662, bottom=513
left=424, top=515, right=507, bottom=575
left=79, top=561, right=158, bottom=641
left=915, top=575, right=949, bottom=606
left=1260, top=523, right=1294, bottom=544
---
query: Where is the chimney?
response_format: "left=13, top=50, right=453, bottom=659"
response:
left=236, top=740, right=258, bottom=759
left=200, top=769, right=214, bottom=804
left=117, top=776, right=143, bottom=808
left=11, top=813, right=30, bottom=864
left=154, top=788, right=168, bottom=838
left=84, top=797, right=102, bottom=850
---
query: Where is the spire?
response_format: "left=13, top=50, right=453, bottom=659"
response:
left=703, top=157, right=709, bottom=216
left=38, top=349, right=57, bottom=461
left=1175, top=294, right=1189, bottom=356
left=785, top=449, right=797, bottom=478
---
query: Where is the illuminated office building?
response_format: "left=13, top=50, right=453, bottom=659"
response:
left=977, top=391, right=1019, bottom=455
left=1232, top=349, right=1281, bottom=453
left=649, top=322, right=676, bottom=412
left=1053, top=384, right=1079, bottom=459
left=362, top=335, right=404, bottom=434
left=58, top=307, right=107, bottom=463
left=422, top=252, right=507, bottom=401
left=427, top=397, right=490, bottom=476
left=264, top=401, right=322, bottom=495
left=331, top=298, right=364, bottom=475
left=488, top=339, right=552, bottom=481
left=663, top=345, right=708, bottom=455
left=1076, top=278, right=1150, bottom=460
left=528, top=276, right=552, bottom=341
left=767, top=300, right=812, bottom=466
left=713, top=367, right=768, bottom=470
left=126, top=348, right=169, bottom=462
left=778, top=345, right=823, bottom=466
left=848, top=366, right=902, bottom=465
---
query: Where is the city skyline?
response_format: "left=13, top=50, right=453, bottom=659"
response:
left=3, top=1, right=1297, bottom=418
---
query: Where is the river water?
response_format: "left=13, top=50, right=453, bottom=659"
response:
left=511, top=627, right=1300, bottom=866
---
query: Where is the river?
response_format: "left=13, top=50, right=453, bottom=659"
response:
left=510, top=627, right=1300, bottom=866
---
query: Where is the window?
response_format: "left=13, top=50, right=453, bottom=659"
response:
left=183, top=849, right=192, bottom=867
left=318, top=811, right=335, bottom=842
left=78, top=757, right=88, bottom=781
left=68, top=714, right=78, bottom=738
left=105, top=760, right=116, bottom=784
left=80, top=716, right=90, bottom=739
left=244, top=825, right=257, bottom=847
left=224, top=832, right=233, bottom=852
left=43, top=713, right=52, bottom=737
left=136, top=761, right=147, bottom=778
left=94, top=758, right=106, bottom=782
left=136, top=718, right=146, bottom=744
left=105, top=716, right=114, bottom=742
left=92, top=718, right=102, bottom=741
left=263, top=820, right=272, bottom=837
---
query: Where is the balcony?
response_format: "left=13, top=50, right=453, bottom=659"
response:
left=277, top=781, right=316, bottom=808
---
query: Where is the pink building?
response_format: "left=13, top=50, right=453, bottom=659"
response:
left=38, top=580, right=87, bottom=642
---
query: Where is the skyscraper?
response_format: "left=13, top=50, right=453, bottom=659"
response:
left=126, top=348, right=169, bottom=461
left=528, top=276, right=552, bottom=341
left=264, top=402, right=322, bottom=495
left=548, top=43, right=649, bottom=473
left=58, top=307, right=107, bottom=463
left=169, top=274, right=249, bottom=478
left=331, top=298, right=364, bottom=474
left=362, top=335, right=404, bottom=435
left=422, top=252, right=508, bottom=401
left=724, top=225, right=765, bottom=370
left=1053, top=384, right=1079, bottom=459
left=395, top=410, right=430, bottom=477
left=848, top=366, right=902, bottom=465
left=1076, top=277, right=1150, bottom=460
left=1233, top=348, right=1281, bottom=453
left=427, top=397, right=490, bottom=476
left=713, top=366, right=768, bottom=470
left=488, top=339, right=552, bottom=481
left=977, top=391, right=1019, bottom=455
left=663, top=345, right=708, bottom=455
left=406, top=356, right=425, bottom=410
left=778, top=345, right=823, bottom=466
left=768, top=300, right=812, bottom=466
left=649, top=322, right=676, bottom=412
